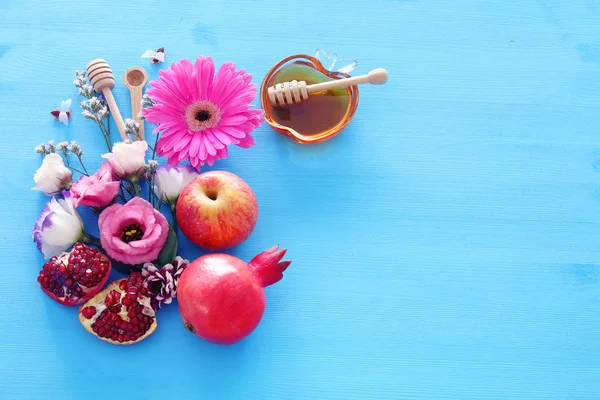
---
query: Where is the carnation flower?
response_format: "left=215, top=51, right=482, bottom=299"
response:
left=141, top=257, right=189, bottom=310
left=142, top=56, right=263, bottom=171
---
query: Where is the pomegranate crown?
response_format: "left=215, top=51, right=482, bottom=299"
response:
left=248, top=245, right=291, bottom=287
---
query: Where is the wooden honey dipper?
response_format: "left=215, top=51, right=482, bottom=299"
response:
left=86, top=59, right=128, bottom=141
left=267, top=68, right=388, bottom=107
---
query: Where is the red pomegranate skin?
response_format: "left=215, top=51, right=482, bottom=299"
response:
left=178, top=246, right=291, bottom=345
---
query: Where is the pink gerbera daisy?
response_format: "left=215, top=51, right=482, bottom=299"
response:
left=142, top=56, right=263, bottom=170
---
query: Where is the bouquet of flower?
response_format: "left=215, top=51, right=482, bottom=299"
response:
left=32, top=56, right=264, bottom=345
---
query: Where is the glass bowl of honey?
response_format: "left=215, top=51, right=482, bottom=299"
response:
left=259, top=50, right=360, bottom=144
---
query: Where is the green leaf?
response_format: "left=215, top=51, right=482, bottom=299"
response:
left=110, top=259, right=143, bottom=275
left=158, top=225, right=178, bottom=267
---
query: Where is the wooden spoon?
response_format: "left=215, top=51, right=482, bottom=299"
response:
left=123, top=67, right=148, bottom=141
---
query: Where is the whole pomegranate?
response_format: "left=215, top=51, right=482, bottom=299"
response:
left=178, top=245, right=291, bottom=345
left=78, top=272, right=157, bottom=345
left=37, top=242, right=111, bottom=306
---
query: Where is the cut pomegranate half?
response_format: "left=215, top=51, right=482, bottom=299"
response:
left=78, top=272, right=157, bottom=345
left=37, top=242, right=111, bottom=306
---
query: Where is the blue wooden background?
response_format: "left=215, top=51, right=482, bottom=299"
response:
left=1, top=0, right=600, bottom=398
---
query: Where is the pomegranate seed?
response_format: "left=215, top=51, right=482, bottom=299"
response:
left=81, top=306, right=96, bottom=319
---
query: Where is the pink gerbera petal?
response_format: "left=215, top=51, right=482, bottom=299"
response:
left=236, top=135, right=256, bottom=149
left=189, top=134, right=202, bottom=158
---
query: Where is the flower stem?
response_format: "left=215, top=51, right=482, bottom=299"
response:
left=99, top=123, right=112, bottom=151
left=66, top=165, right=88, bottom=176
left=76, top=155, right=89, bottom=175
left=82, top=233, right=102, bottom=248
left=129, top=177, right=141, bottom=197
left=148, top=178, right=154, bottom=205
left=170, top=203, right=178, bottom=233
left=119, top=184, right=127, bottom=200
left=107, top=115, right=112, bottom=140
left=152, top=132, right=160, bottom=160
left=122, top=184, right=135, bottom=198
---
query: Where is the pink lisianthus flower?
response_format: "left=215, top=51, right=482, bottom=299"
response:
left=70, top=162, right=120, bottom=208
left=142, top=56, right=263, bottom=171
left=98, top=197, right=169, bottom=265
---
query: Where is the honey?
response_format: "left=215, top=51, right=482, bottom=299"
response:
left=260, top=54, right=359, bottom=144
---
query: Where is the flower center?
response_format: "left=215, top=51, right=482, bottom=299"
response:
left=185, top=101, right=222, bottom=132
left=195, top=110, right=211, bottom=122
left=121, top=224, right=144, bottom=243
left=149, top=280, right=163, bottom=294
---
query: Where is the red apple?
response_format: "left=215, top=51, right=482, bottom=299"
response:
left=176, top=171, right=258, bottom=251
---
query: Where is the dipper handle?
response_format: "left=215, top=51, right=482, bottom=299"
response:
left=268, top=68, right=388, bottom=107
left=101, top=87, right=128, bottom=142
left=307, top=68, right=388, bottom=93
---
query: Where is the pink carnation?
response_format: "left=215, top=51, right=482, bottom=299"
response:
left=98, top=197, right=169, bottom=265
left=70, top=162, right=120, bottom=208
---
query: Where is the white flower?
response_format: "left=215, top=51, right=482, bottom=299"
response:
left=33, top=192, right=85, bottom=259
left=153, top=165, right=199, bottom=204
left=78, top=85, right=94, bottom=98
left=124, top=118, right=140, bottom=137
left=99, top=106, right=109, bottom=118
left=82, top=110, right=96, bottom=120
left=141, top=94, right=154, bottom=107
left=56, top=142, right=68, bottom=152
left=69, top=141, right=82, bottom=157
left=102, top=141, right=148, bottom=179
left=32, top=153, right=72, bottom=196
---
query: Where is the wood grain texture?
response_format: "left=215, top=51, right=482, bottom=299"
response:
left=1, top=0, right=600, bottom=399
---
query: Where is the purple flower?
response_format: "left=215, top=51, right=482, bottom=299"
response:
left=141, top=257, right=189, bottom=310
left=33, top=192, right=84, bottom=259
